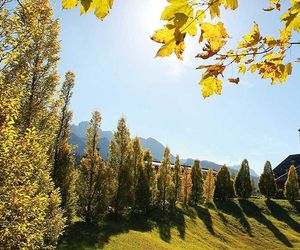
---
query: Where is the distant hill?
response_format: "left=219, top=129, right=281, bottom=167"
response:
left=70, top=121, right=259, bottom=183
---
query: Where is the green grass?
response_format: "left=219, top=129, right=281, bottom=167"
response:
left=58, top=199, right=300, bottom=250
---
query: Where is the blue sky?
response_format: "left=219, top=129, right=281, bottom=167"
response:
left=53, top=0, right=300, bottom=174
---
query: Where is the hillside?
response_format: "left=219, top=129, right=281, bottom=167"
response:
left=59, top=199, right=300, bottom=250
left=70, top=122, right=258, bottom=179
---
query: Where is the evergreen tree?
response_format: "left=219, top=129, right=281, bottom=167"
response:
left=181, top=167, right=192, bottom=205
left=284, top=165, right=299, bottom=202
left=214, top=165, right=234, bottom=201
left=77, top=111, right=110, bottom=222
left=234, top=159, right=253, bottom=199
left=157, top=147, right=173, bottom=211
left=52, top=71, right=77, bottom=222
left=203, top=169, right=215, bottom=204
left=191, top=160, right=204, bottom=205
left=258, top=161, right=277, bottom=200
left=109, top=117, right=134, bottom=217
left=170, top=155, right=182, bottom=207
left=132, top=137, right=144, bottom=206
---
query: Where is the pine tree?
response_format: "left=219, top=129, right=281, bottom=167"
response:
left=191, top=160, right=204, bottom=205
left=109, top=117, right=134, bottom=217
left=52, top=72, right=77, bottom=222
left=203, top=169, right=215, bottom=204
left=181, top=167, right=192, bottom=206
left=157, top=147, right=173, bottom=211
left=258, top=161, right=277, bottom=200
left=77, top=111, right=110, bottom=222
left=234, top=159, right=253, bottom=199
left=215, top=165, right=234, bottom=201
left=170, top=155, right=182, bottom=207
left=284, top=165, right=299, bottom=202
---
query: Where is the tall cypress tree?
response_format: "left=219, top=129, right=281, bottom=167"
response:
left=214, top=165, right=234, bottom=201
left=144, top=149, right=155, bottom=208
left=77, top=111, right=110, bottom=223
left=258, top=161, right=277, bottom=200
left=234, top=159, right=253, bottom=199
left=132, top=137, right=144, bottom=206
left=284, top=165, right=299, bottom=202
left=182, top=167, right=192, bottom=205
left=109, top=117, right=134, bottom=217
left=157, top=147, right=173, bottom=211
left=191, top=160, right=204, bottom=205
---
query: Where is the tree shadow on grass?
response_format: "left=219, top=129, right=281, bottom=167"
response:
left=266, top=200, right=300, bottom=234
left=290, top=200, right=300, bottom=215
left=195, top=206, right=215, bottom=235
left=59, top=208, right=187, bottom=248
left=239, top=199, right=292, bottom=248
left=215, top=200, right=252, bottom=236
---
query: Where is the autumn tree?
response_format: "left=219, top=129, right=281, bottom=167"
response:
left=157, top=147, right=173, bottom=211
left=203, top=169, right=215, bottom=204
left=109, top=117, right=134, bottom=217
left=235, top=159, right=253, bottom=199
left=143, top=149, right=156, bottom=208
left=77, top=111, right=110, bottom=223
left=52, top=71, right=78, bottom=222
left=258, top=161, right=277, bottom=200
left=181, top=167, right=192, bottom=206
left=214, top=165, right=234, bottom=201
left=284, top=165, right=300, bottom=202
left=170, top=155, right=182, bottom=207
left=132, top=137, right=144, bottom=204
left=191, top=160, right=204, bottom=205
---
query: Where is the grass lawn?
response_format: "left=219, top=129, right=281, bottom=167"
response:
left=58, top=199, right=300, bottom=250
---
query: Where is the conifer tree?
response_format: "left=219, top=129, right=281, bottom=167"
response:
left=109, top=117, right=134, bottom=217
left=234, top=159, right=253, bottom=199
left=215, top=165, right=234, bottom=201
left=144, top=149, right=155, bottom=208
left=203, top=169, right=215, bottom=204
left=191, top=160, right=204, bottom=205
left=182, top=167, right=192, bottom=206
left=284, top=165, right=299, bottom=202
left=157, top=147, right=173, bottom=211
left=77, top=111, right=110, bottom=222
left=258, top=161, right=277, bottom=200
left=52, top=71, right=77, bottom=222
left=171, top=155, right=182, bottom=207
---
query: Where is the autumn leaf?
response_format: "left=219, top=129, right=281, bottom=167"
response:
left=228, top=77, right=240, bottom=84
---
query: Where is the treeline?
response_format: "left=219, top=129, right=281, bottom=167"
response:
left=0, top=1, right=299, bottom=249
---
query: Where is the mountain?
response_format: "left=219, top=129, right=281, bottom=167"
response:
left=70, top=121, right=259, bottom=183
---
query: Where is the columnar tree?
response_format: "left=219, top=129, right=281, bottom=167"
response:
left=143, top=149, right=155, bottom=208
left=157, top=147, right=173, bottom=211
left=109, top=117, right=134, bottom=217
left=182, top=167, right=192, bottom=206
left=52, top=71, right=77, bottom=222
left=203, top=169, right=215, bottom=204
left=215, top=165, right=234, bottom=201
left=191, top=160, right=204, bottom=205
left=258, top=161, right=277, bottom=200
left=235, top=159, right=253, bottom=199
left=77, top=111, right=110, bottom=222
left=170, top=155, right=182, bottom=207
left=284, top=165, right=299, bottom=202
left=132, top=137, right=144, bottom=205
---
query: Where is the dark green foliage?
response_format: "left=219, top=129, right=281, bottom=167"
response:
left=144, top=149, right=156, bottom=208
left=191, top=160, right=203, bottom=205
left=284, top=165, right=299, bottom=202
left=171, top=155, right=182, bottom=207
left=234, top=159, right=253, bottom=199
left=214, top=165, right=235, bottom=200
left=259, top=161, right=277, bottom=199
